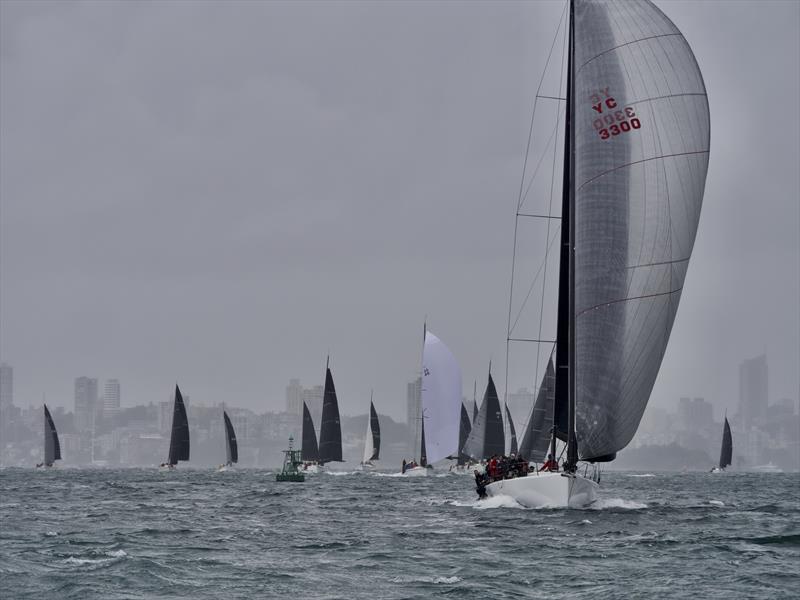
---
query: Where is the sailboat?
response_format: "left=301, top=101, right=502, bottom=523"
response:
left=710, top=416, right=732, bottom=473
left=161, top=384, right=190, bottom=470
left=300, top=401, right=321, bottom=473
left=218, top=410, right=238, bottom=470
left=449, top=402, right=473, bottom=473
left=403, top=326, right=462, bottom=476
left=489, top=0, right=710, bottom=507
left=37, top=404, right=62, bottom=468
left=317, top=357, right=343, bottom=469
left=359, top=393, right=381, bottom=469
left=463, top=370, right=505, bottom=462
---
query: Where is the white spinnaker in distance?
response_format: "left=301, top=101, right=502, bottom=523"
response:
left=573, top=0, right=710, bottom=460
left=421, top=331, right=463, bottom=464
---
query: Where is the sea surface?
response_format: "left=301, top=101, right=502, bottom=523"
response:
left=1, top=467, right=798, bottom=599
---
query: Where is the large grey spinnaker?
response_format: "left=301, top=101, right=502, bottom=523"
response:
left=167, top=385, right=190, bottom=466
left=223, top=410, right=238, bottom=465
left=43, top=404, right=61, bottom=467
left=572, top=0, right=710, bottom=461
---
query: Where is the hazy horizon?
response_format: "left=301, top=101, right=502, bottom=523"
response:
left=1, top=0, right=798, bottom=425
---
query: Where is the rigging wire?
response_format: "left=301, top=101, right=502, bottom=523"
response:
left=504, top=0, right=569, bottom=450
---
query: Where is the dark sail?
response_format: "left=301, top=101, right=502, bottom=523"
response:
left=301, top=401, right=319, bottom=462
left=369, top=401, right=380, bottom=461
left=462, top=373, right=505, bottom=460
left=472, top=399, right=478, bottom=424
left=318, top=367, right=342, bottom=464
left=167, top=385, right=190, bottom=465
left=519, top=357, right=557, bottom=462
left=719, top=417, right=732, bottom=469
left=43, top=404, right=61, bottom=466
left=420, top=418, right=427, bottom=467
left=506, top=405, right=518, bottom=456
left=223, top=410, right=238, bottom=465
left=457, top=403, right=472, bottom=465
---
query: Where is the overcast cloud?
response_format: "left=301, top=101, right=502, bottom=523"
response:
left=1, top=0, right=798, bottom=424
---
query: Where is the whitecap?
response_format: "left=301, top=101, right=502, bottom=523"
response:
left=626, top=473, right=656, bottom=478
left=45, top=531, right=58, bottom=537
left=450, top=495, right=525, bottom=510
left=709, top=500, right=725, bottom=507
left=106, top=549, right=128, bottom=558
left=590, top=498, right=647, bottom=510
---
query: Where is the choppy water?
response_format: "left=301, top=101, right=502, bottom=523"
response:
left=1, top=468, right=798, bottom=599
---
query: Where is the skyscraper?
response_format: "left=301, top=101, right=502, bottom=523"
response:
left=0, top=363, right=12, bottom=412
left=739, top=354, right=768, bottom=430
left=74, top=377, right=98, bottom=432
left=286, top=379, right=302, bottom=415
left=103, top=379, right=121, bottom=418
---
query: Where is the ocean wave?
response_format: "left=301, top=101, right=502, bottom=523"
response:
left=589, top=498, right=647, bottom=510
left=450, top=495, right=526, bottom=510
left=389, top=575, right=462, bottom=584
left=625, top=473, right=656, bottom=478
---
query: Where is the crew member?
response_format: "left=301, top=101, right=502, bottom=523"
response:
left=541, top=453, right=558, bottom=472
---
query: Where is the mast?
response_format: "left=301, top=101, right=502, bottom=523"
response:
left=562, top=0, right=578, bottom=473
left=416, top=321, right=426, bottom=464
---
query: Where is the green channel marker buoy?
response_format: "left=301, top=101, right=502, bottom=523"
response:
left=276, top=436, right=305, bottom=482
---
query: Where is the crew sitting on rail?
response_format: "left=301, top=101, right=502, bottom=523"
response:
left=541, top=453, right=559, bottom=472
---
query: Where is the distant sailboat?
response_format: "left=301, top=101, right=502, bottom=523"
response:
left=360, top=393, right=381, bottom=469
left=711, top=416, right=732, bottom=473
left=318, top=357, right=343, bottom=467
left=38, top=404, right=61, bottom=468
left=518, top=356, right=558, bottom=463
left=462, top=371, right=505, bottom=462
left=162, top=385, right=189, bottom=469
left=404, top=325, right=462, bottom=476
left=221, top=410, right=238, bottom=469
left=506, top=405, right=518, bottom=456
left=455, top=403, right=472, bottom=467
left=490, top=0, right=710, bottom=508
left=300, top=401, right=321, bottom=473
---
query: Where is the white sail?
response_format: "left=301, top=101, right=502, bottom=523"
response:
left=573, top=0, right=710, bottom=460
left=362, top=412, right=374, bottom=464
left=421, top=331, right=462, bottom=464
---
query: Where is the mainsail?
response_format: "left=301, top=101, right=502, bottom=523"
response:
left=505, top=405, right=518, bottom=456
left=519, top=357, right=556, bottom=462
left=301, top=401, right=320, bottom=462
left=569, top=0, right=710, bottom=462
left=318, top=364, right=342, bottom=464
left=457, top=403, right=472, bottom=465
left=719, top=417, right=732, bottom=470
left=463, top=373, right=505, bottom=461
left=43, top=404, right=61, bottom=467
left=362, top=398, right=381, bottom=463
left=223, top=410, right=238, bottom=465
left=167, top=385, right=190, bottom=466
left=419, top=331, right=463, bottom=465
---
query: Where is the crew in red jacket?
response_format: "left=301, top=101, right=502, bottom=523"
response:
left=541, top=454, right=559, bottom=472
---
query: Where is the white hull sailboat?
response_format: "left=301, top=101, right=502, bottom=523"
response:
left=491, top=0, right=710, bottom=508
left=486, top=471, right=597, bottom=508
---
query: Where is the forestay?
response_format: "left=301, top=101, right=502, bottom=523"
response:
left=572, top=0, right=710, bottom=460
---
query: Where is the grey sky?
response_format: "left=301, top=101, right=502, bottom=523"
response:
left=1, top=0, right=798, bottom=424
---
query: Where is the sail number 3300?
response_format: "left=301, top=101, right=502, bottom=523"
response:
left=589, top=89, right=641, bottom=140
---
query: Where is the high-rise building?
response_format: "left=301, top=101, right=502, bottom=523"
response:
left=103, top=379, right=121, bottom=418
left=286, top=379, right=302, bottom=415
left=677, top=397, right=714, bottom=432
left=739, top=354, right=768, bottom=429
left=0, top=363, right=13, bottom=411
left=302, top=385, right=324, bottom=425
left=74, top=377, right=98, bottom=432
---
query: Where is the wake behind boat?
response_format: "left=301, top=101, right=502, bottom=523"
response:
left=484, top=0, right=710, bottom=508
